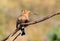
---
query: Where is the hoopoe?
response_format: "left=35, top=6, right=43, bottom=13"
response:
left=16, top=10, right=31, bottom=36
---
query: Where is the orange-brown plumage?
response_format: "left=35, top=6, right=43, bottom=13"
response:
left=18, top=10, right=31, bottom=22
left=16, top=10, right=31, bottom=36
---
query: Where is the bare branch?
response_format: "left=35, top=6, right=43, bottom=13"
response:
left=13, top=33, right=21, bottom=41
left=1, top=34, right=11, bottom=41
left=2, top=13, right=60, bottom=41
left=1, top=29, right=20, bottom=41
left=22, top=13, right=60, bottom=25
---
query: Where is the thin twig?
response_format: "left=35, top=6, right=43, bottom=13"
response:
left=11, top=28, right=20, bottom=37
left=1, top=28, right=20, bottom=41
left=1, top=33, right=11, bottom=41
left=13, top=33, right=21, bottom=41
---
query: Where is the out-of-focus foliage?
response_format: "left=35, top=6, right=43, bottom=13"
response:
left=47, top=25, right=60, bottom=41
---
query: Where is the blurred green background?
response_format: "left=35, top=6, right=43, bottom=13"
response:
left=0, top=0, right=60, bottom=41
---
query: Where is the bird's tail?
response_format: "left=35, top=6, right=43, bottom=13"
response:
left=21, top=26, right=25, bottom=36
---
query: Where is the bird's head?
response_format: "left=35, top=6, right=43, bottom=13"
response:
left=21, top=10, right=31, bottom=15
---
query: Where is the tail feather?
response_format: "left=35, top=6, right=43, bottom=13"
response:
left=21, top=26, right=25, bottom=36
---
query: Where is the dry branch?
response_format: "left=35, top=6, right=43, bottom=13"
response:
left=2, top=13, right=60, bottom=41
left=21, top=13, right=60, bottom=25
left=13, top=33, right=21, bottom=41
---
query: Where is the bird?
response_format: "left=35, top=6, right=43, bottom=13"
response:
left=16, top=10, right=31, bottom=36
